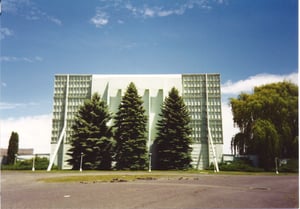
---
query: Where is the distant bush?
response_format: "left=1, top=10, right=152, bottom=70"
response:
left=1, top=157, right=51, bottom=170
left=208, top=159, right=264, bottom=172
left=279, top=159, right=298, bottom=173
left=208, top=158, right=299, bottom=173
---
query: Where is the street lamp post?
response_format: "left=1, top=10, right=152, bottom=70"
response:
left=275, top=157, right=279, bottom=174
left=148, top=153, right=152, bottom=172
left=32, top=155, right=35, bottom=172
left=80, top=152, right=83, bottom=172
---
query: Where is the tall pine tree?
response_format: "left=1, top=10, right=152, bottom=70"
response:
left=67, top=93, right=114, bottom=170
left=114, top=82, right=148, bottom=170
left=7, top=132, right=19, bottom=165
left=153, top=87, right=192, bottom=170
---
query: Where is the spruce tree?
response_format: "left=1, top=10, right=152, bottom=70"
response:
left=67, top=93, right=114, bottom=170
left=114, top=82, right=148, bottom=170
left=153, top=87, right=192, bottom=170
left=7, top=132, right=19, bottom=165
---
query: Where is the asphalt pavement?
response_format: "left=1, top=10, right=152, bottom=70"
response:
left=1, top=171, right=298, bottom=209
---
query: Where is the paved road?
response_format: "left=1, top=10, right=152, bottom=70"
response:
left=1, top=171, right=298, bottom=209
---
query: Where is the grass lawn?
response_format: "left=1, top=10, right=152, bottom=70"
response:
left=37, top=170, right=297, bottom=183
left=39, top=174, right=166, bottom=183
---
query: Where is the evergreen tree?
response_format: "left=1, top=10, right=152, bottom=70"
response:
left=7, top=132, right=19, bottom=165
left=153, top=87, right=192, bottom=170
left=67, top=93, right=114, bottom=170
left=114, top=82, right=148, bottom=170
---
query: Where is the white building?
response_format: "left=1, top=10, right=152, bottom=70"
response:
left=49, top=74, right=223, bottom=170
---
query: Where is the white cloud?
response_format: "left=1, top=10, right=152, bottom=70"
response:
left=125, top=4, right=188, bottom=18
left=23, top=57, right=34, bottom=63
left=0, top=27, right=13, bottom=40
left=144, top=8, right=155, bottom=17
left=2, top=0, right=62, bottom=26
left=117, top=19, right=124, bottom=24
left=221, top=72, right=298, bottom=95
left=34, top=56, right=43, bottom=61
left=90, top=10, right=109, bottom=28
left=48, top=16, right=62, bottom=26
left=0, top=56, right=17, bottom=62
left=0, top=102, right=23, bottom=110
left=92, top=0, right=222, bottom=26
left=2, top=0, right=31, bottom=14
left=157, top=10, right=174, bottom=17
left=0, top=56, right=43, bottom=63
left=139, top=0, right=216, bottom=18
left=0, top=102, right=38, bottom=110
left=125, top=4, right=138, bottom=15
left=215, top=0, right=227, bottom=4
left=0, top=114, right=52, bottom=153
left=221, top=72, right=298, bottom=154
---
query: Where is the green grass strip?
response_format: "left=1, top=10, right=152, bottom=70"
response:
left=37, top=170, right=296, bottom=183
left=39, top=174, right=170, bottom=183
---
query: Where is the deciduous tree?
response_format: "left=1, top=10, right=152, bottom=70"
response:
left=231, top=82, right=298, bottom=170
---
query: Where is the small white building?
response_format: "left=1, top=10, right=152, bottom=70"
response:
left=49, top=74, right=223, bottom=170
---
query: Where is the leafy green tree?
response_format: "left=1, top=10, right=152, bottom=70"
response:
left=252, top=119, right=279, bottom=170
left=67, top=93, right=114, bottom=170
left=114, top=82, right=148, bottom=170
left=153, top=87, right=192, bottom=170
left=7, top=132, right=19, bottom=165
left=231, top=82, right=298, bottom=170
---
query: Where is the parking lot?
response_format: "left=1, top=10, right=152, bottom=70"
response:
left=1, top=171, right=298, bottom=209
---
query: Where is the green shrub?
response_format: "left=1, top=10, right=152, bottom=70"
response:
left=1, top=157, right=50, bottom=170
left=208, top=159, right=264, bottom=172
left=207, top=158, right=298, bottom=173
left=279, top=159, right=298, bottom=173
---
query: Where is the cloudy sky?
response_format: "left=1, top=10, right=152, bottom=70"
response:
left=0, top=0, right=298, bottom=154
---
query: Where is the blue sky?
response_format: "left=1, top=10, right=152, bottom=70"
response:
left=0, top=0, right=298, bottom=153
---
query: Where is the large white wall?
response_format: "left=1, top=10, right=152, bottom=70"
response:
left=91, top=74, right=182, bottom=97
left=91, top=74, right=182, bottom=149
